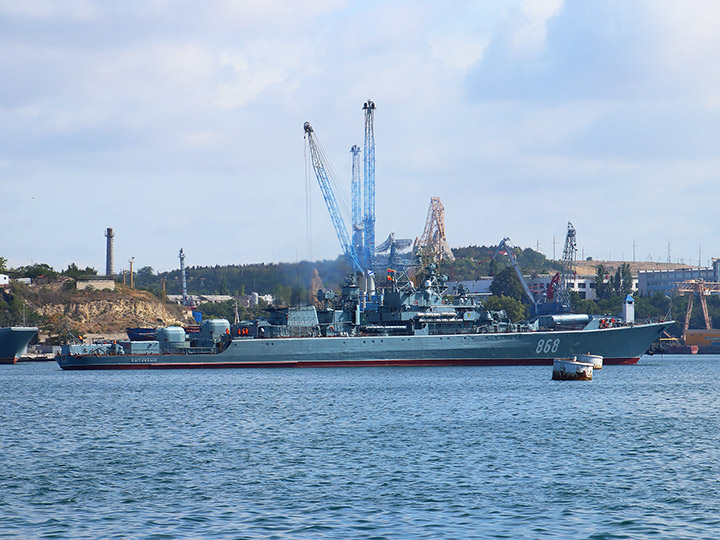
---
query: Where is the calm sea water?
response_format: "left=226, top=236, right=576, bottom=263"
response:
left=2, top=356, right=720, bottom=539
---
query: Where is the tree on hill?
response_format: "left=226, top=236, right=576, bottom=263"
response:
left=15, top=263, right=60, bottom=280
left=441, top=245, right=558, bottom=282
left=489, top=267, right=524, bottom=302
left=483, top=295, right=527, bottom=322
left=62, top=263, right=98, bottom=279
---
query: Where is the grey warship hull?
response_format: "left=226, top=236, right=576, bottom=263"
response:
left=56, top=321, right=671, bottom=370
left=0, top=327, right=38, bottom=364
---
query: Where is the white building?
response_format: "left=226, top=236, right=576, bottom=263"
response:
left=448, top=272, right=640, bottom=303
left=638, top=259, right=720, bottom=296
left=76, top=276, right=116, bottom=291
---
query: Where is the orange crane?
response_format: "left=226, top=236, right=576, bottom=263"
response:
left=676, top=279, right=720, bottom=341
left=414, top=197, right=454, bottom=262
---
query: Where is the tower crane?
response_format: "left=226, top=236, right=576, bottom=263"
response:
left=363, top=100, right=376, bottom=270
left=414, top=197, right=454, bottom=262
left=304, top=122, right=364, bottom=274
left=557, top=222, right=577, bottom=309
left=179, top=248, right=195, bottom=308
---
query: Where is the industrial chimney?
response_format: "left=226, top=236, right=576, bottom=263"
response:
left=105, top=227, right=115, bottom=276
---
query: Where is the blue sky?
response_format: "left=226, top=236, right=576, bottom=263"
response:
left=1, top=0, right=719, bottom=273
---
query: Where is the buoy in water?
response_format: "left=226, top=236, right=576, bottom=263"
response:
left=552, top=358, right=593, bottom=381
left=575, top=353, right=603, bottom=370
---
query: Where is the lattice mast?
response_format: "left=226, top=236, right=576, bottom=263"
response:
left=363, top=100, right=376, bottom=270
left=558, top=222, right=577, bottom=306
left=416, top=197, right=455, bottom=262
left=350, top=144, right=363, bottom=263
left=304, top=122, right=364, bottom=273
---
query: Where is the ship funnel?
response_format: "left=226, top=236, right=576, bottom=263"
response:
left=367, top=271, right=376, bottom=295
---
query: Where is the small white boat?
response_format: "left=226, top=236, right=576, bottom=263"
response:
left=552, top=357, right=593, bottom=381
left=575, top=353, right=603, bottom=370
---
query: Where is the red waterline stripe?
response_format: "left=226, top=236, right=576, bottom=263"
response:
left=59, top=356, right=640, bottom=370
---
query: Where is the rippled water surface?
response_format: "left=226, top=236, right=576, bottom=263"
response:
left=2, top=356, right=720, bottom=539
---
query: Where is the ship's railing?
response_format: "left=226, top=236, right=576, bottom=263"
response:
left=161, top=346, right=216, bottom=355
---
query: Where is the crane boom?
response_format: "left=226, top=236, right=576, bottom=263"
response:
left=304, top=122, right=363, bottom=273
left=493, top=238, right=537, bottom=309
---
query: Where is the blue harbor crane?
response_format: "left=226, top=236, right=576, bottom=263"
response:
left=350, top=144, right=363, bottom=263
left=363, top=100, right=376, bottom=270
left=304, top=122, right=364, bottom=273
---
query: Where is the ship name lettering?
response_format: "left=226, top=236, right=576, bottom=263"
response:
left=535, top=338, right=560, bottom=354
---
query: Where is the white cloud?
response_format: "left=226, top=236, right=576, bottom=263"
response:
left=510, top=0, right=564, bottom=56
left=1, top=0, right=720, bottom=272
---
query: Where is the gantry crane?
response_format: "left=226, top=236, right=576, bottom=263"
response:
left=677, top=279, right=720, bottom=342
left=304, top=122, right=364, bottom=273
left=363, top=100, right=376, bottom=270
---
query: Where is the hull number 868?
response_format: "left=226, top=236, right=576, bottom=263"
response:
left=536, top=338, right=560, bottom=354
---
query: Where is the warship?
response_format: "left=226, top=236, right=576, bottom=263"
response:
left=0, top=326, right=38, bottom=364
left=56, top=267, right=671, bottom=370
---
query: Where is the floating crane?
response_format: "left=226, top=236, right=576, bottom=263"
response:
left=304, top=122, right=364, bottom=273
left=363, top=100, right=376, bottom=270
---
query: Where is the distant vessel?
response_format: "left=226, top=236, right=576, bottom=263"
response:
left=57, top=267, right=672, bottom=370
left=0, top=327, right=39, bottom=364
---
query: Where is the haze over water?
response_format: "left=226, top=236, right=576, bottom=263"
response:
left=2, top=357, right=719, bottom=539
